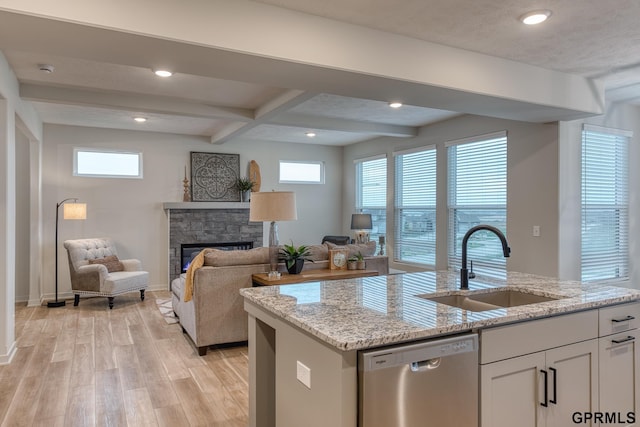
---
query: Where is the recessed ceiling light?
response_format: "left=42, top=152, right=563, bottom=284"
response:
left=133, top=117, right=147, bottom=123
left=153, top=69, right=173, bottom=77
left=306, top=132, right=316, bottom=138
left=519, top=10, right=552, bottom=25
left=389, top=102, right=403, bottom=109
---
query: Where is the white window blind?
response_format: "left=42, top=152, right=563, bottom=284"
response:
left=447, top=132, right=507, bottom=278
left=394, top=146, right=436, bottom=265
left=355, top=156, right=387, bottom=242
left=581, top=125, right=630, bottom=282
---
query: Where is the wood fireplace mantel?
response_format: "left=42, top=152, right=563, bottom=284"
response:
left=163, top=202, right=249, bottom=210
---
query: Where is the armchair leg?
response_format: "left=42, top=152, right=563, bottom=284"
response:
left=108, top=297, right=114, bottom=309
left=74, top=294, right=80, bottom=306
left=197, top=346, right=208, bottom=356
left=140, top=289, right=145, bottom=301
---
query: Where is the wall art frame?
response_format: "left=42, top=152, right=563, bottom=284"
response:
left=190, top=152, right=240, bottom=202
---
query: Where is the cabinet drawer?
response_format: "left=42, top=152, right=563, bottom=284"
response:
left=599, top=302, right=640, bottom=337
left=480, top=310, right=598, bottom=364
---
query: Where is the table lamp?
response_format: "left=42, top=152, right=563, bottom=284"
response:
left=49, top=198, right=87, bottom=308
left=351, top=213, right=373, bottom=244
left=249, top=191, right=297, bottom=272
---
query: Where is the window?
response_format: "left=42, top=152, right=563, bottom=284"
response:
left=394, top=146, right=436, bottom=265
left=74, top=148, right=143, bottom=178
left=581, top=125, right=630, bottom=282
left=355, top=155, right=387, bottom=243
left=279, top=161, right=324, bottom=184
left=447, top=131, right=507, bottom=278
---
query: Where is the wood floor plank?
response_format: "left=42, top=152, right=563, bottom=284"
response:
left=34, top=360, right=72, bottom=420
left=146, top=379, right=180, bottom=409
left=95, top=369, right=126, bottom=427
left=154, top=404, right=188, bottom=427
left=4, top=290, right=249, bottom=427
left=124, top=387, right=158, bottom=426
left=65, top=384, right=95, bottom=427
left=2, top=374, right=44, bottom=427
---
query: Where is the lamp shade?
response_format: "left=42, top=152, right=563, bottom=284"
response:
left=351, top=213, right=372, bottom=230
left=63, top=203, right=87, bottom=220
left=249, top=192, right=297, bottom=222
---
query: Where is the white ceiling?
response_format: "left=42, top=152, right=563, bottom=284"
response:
left=1, top=0, right=639, bottom=146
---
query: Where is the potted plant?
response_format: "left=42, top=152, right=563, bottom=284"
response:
left=279, top=242, right=314, bottom=274
left=355, top=252, right=366, bottom=270
left=234, top=176, right=255, bottom=202
left=347, top=256, right=357, bottom=270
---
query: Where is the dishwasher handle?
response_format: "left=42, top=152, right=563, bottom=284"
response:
left=410, top=358, right=442, bottom=372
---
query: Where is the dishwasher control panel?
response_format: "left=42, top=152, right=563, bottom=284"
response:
left=359, top=333, right=478, bottom=371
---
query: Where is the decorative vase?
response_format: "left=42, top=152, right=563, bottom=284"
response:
left=347, top=260, right=357, bottom=270
left=287, top=259, right=305, bottom=274
left=356, top=260, right=366, bottom=270
left=240, top=190, right=251, bottom=202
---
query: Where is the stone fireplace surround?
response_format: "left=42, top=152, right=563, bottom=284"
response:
left=164, top=202, right=263, bottom=283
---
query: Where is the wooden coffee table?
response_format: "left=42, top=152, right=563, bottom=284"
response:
left=252, top=269, right=378, bottom=286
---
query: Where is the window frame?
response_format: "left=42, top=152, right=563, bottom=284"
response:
left=354, top=154, right=387, bottom=244
left=73, top=147, right=143, bottom=179
left=580, top=124, right=631, bottom=283
left=393, top=145, right=437, bottom=267
left=447, top=131, right=508, bottom=278
left=278, top=160, right=325, bottom=184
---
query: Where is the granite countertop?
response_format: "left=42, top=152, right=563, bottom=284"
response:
left=240, top=271, right=640, bottom=351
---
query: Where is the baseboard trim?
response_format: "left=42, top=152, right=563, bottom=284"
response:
left=0, top=341, right=17, bottom=365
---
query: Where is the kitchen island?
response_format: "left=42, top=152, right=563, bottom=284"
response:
left=240, top=271, right=640, bottom=427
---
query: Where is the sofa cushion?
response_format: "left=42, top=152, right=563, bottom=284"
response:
left=325, top=241, right=377, bottom=257
left=88, top=255, right=124, bottom=272
left=306, top=244, right=329, bottom=261
left=204, top=246, right=269, bottom=267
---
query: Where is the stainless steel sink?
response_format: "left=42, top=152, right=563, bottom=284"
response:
left=469, top=289, right=560, bottom=307
left=426, top=295, right=502, bottom=312
left=423, top=289, right=563, bottom=312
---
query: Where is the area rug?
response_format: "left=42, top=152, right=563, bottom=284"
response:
left=156, top=298, right=179, bottom=324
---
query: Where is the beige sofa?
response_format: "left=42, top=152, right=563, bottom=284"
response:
left=171, top=242, right=388, bottom=355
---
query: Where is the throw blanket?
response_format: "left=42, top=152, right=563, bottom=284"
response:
left=184, top=248, right=212, bottom=302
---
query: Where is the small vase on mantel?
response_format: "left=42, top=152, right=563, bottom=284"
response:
left=241, top=190, right=251, bottom=202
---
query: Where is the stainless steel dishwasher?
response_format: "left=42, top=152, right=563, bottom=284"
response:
left=358, top=333, right=478, bottom=427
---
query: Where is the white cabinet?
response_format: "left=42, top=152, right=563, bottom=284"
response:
left=480, top=339, right=598, bottom=427
left=598, top=302, right=640, bottom=425
left=480, top=310, right=599, bottom=427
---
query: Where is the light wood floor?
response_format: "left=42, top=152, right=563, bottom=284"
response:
left=0, top=291, right=249, bottom=427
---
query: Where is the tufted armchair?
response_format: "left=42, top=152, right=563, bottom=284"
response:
left=63, top=237, right=149, bottom=309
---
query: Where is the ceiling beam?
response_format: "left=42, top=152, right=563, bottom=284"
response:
left=210, top=90, right=316, bottom=144
left=20, top=83, right=254, bottom=121
left=269, top=112, right=418, bottom=137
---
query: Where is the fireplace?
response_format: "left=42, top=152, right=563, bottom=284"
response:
left=165, top=205, right=263, bottom=283
left=181, top=241, right=253, bottom=273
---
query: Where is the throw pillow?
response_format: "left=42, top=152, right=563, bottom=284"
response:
left=88, top=255, right=124, bottom=272
left=306, top=244, right=329, bottom=261
left=204, top=247, right=270, bottom=266
left=324, top=241, right=376, bottom=258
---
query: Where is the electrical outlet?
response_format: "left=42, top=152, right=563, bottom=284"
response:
left=297, top=361, right=311, bottom=389
left=533, top=225, right=541, bottom=237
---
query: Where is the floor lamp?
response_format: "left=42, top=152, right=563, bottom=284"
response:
left=48, top=198, right=87, bottom=308
left=249, top=191, right=297, bottom=272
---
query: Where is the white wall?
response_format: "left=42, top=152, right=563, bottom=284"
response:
left=42, top=125, right=342, bottom=296
left=0, top=51, right=42, bottom=364
left=14, top=128, right=30, bottom=302
left=343, top=114, right=560, bottom=276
